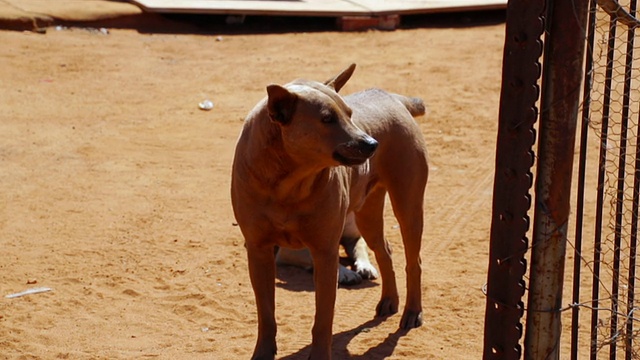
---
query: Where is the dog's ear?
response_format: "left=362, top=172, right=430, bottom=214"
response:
left=266, top=84, right=297, bottom=125
left=324, top=63, right=356, bottom=92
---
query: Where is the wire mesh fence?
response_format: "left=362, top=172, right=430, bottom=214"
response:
left=573, top=0, right=640, bottom=358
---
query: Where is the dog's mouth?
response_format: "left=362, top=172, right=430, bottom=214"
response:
left=333, top=152, right=369, bottom=166
left=333, top=138, right=378, bottom=166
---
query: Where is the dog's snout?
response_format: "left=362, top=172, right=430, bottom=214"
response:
left=360, top=137, right=378, bottom=154
left=352, top=136, right=378, bottom=159
left=333, top=134, right=378, bottom=166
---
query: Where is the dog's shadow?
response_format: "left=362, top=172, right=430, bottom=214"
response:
left=279, top=317, right=410, bottom=359
left=275, top=264, right=405, bottom=359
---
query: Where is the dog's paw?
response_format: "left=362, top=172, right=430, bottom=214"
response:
left=338, top=265, right=363, bottom=285
left=400, top=309, right=423, bottom=329
left=375, top=296, right=399, bottom=317
left=353, top=260, right=379, bottom=280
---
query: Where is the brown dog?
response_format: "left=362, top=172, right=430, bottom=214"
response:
left=231, top=64, right=428, bottom=360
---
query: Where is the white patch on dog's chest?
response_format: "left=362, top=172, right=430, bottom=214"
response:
left=348, top=159, right=374, bottom=210
left=355, top=159, right=371, bottom=177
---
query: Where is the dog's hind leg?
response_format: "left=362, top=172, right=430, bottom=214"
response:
left=386, top=159, right=428, bottom=330
left=355, top=187, right=400, bottom=318
left=246, top=242, right=278, bottom=360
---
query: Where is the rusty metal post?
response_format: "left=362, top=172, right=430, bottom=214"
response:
left=523, top=0, right=590, bottom=358
left=482, top=0, right=546, bottom=358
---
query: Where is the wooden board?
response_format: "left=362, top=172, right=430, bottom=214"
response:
left=130, top=0, right=507, bottom=17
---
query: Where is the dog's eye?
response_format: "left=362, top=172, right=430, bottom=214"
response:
left=321, top=115, right=337, bottom=124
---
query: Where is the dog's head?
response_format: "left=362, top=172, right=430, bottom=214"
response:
left=265, top=64, right=378, bottom=167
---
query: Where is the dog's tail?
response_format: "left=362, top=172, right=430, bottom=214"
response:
left=394, top=94, right=427, bottom=118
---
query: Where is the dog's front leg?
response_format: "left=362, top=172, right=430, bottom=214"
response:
left=309, top=246, right=339, bottom=360
left=246, top=242, right=277, bottom=360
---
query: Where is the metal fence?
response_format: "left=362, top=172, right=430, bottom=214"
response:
left=573, top=0, right=640, bottom=358
left=483, top=0, right=640, bottom=358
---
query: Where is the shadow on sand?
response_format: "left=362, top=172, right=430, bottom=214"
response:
left=274, top=262, right=406, bottom=359
left=279, top=316, right=412, bottom=360
left=4, top=9, right=506, bottom=34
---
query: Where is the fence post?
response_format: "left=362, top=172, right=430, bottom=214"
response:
left=523, top=0, right=590, bottom=358
left=482, top=0, right=546, bottom=357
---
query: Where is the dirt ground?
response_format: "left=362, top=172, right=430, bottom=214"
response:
left=0, top=10, right=507, bottom=359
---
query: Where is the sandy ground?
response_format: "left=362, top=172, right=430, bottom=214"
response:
left=0, top=7, right=507, bottom=359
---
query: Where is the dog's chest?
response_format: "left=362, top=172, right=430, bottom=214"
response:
left=265, top=204, right=333, bottom=248
left=262, top=179, right=349, bottom=247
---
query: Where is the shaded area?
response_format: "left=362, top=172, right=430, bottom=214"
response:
left=0, top=8, right=505, bottom=33
left=280, top=317, right=410, bottom=359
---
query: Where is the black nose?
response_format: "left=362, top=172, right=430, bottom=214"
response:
left=360, top=137, right=378, bottom=154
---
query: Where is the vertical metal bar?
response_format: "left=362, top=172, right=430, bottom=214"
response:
left=610, top=82, right=626, bottom=360
left=627, top=126, right=639, bottom=350
left=592, top=122, right=607, bottom=360
left=523, top=0, right=591, bottom=357
left=572, top=1, right=599, bottom=358
left=627, top=99, right=640, bottom=360
left=482, top=0, right=546, bottom=356
left=627, top=184, right=639, bottom=360
left=609, top=10, right=626, bottom=359
left=591, top=10, right=618, bottom=359
left=622, top=2, right=638, bottom=358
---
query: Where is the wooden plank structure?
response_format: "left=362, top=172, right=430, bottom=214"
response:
left=130, top=0, right=507, bottom=30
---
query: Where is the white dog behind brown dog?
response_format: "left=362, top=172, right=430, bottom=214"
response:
left=231, top=64, right=428, bottom=360
left=275, top=212, right=379, bottom=285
